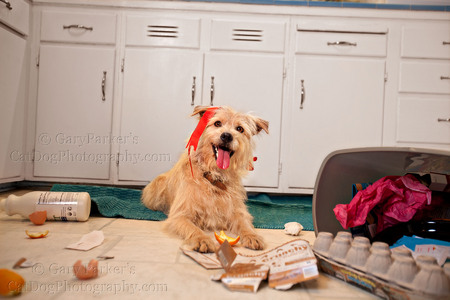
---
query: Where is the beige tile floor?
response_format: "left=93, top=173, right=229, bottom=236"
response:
left=0, top=189, right=378, bottom=299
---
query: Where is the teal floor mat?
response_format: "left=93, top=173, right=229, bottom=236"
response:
left=50, top=184, right=313, bottom=231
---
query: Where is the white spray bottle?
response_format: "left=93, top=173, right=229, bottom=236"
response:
left=0, top=191, right=91, bottom=221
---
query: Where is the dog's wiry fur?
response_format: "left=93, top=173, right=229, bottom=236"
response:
left=142, top=106, right=269, bottom=253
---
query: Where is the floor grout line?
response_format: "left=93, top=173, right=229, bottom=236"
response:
left=97, top=234, right=124, bottom=259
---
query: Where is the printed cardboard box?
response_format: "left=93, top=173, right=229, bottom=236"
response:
left=182, top=239, right=319, bottom=292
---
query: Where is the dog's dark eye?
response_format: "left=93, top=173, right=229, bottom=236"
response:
left=214, top=121, right=222, bottom=127
left=236, top=126, right=244, bottom=133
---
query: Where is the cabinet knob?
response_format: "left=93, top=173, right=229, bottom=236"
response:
left=0, top=0, right=12, bottom=10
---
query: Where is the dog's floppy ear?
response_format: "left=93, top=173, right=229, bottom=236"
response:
left=191, top=106, right=211, bottom=119
left=252, top=117, right=269, bottom=135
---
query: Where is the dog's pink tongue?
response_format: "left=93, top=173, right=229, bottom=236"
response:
left=217, top=148, right=230, bottom=169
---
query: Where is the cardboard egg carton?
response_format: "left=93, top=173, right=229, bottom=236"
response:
left=313, top=231, right=450, bottom=299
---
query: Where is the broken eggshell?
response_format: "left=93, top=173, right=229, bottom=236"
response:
left=29, top=211, right=47, bottom=225
left=25, top=230, right=49, bottom=239
left=283, top=222, right=303, bottom=236
left=73, top=259, right=99, bottom=280
left=0, top=269, right=25, bottom=296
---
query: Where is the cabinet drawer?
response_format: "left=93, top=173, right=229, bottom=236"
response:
left=126, top=15, right=200, bottom=48
left=210, top=20, right=285, bottom=53
left=401, top=24, right=450, bottom=59
left=0, top=0, right=29, bottom=36
left=400, top=62, right=450, bottom=95
left=296, top=31, right=387, bottom=57
left=397, top=97, right=450, bottom=145
left=40, top=10, right=117, bottom=44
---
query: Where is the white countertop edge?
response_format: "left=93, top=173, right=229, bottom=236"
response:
left=29, top=0, right=450, bottom=20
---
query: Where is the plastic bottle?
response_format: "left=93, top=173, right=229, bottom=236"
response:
left=0, top=191, right=91, bottom=221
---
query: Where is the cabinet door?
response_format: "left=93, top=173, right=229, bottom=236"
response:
left=0, top=28, right=27, bottom=181
left=397, top=97, right=450, bottom=145
left=203, top=53, right=284, bottom=188
left=118, top=48, right=203, bottom=181
left=287, top=56, right=385, bottom=189
left=34, top=44, right=115, bottom=179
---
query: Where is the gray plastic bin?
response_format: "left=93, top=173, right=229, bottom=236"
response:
left=312, top=147, right=450, bottom=236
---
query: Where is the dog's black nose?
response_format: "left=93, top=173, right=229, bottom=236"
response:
left=220, top=132, right=233, bottom=143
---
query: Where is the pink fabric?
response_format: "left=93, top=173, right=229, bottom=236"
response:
left=333, top=174, right=431, bottom=233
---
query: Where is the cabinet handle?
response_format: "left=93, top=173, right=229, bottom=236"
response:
left=191, top=76, right=196, bottom=106
left=210, top=76, right=215, bottom=106
left=63, top=24, right=93, bottom=31
left=0, top=0, right=12, bottom=10
left=437, top=118, right=450, bottom=122
left=327, top=41, right=357, bottom=47
left=440, top=76, right=450, bottom=80
left=443, top=42, right=450, bottom=45
left=300, top=79, right=305, bottom=109
left=101, top=71, right=106, bottom=101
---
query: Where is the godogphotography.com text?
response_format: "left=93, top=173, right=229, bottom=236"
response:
left=10, top=150, right=172, bottom=165
left=10, top=132, right=172, bottom=165
left=16, top=262, right=168, bottom=296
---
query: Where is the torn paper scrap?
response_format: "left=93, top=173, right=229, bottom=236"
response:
left=181, top=248, right=223, bottom=269
left=185, top=239, right=319, bottom=292
left=413, top=244, right=450, bottom=266
left=212, top=240, right=269, bottom=292
left=66, top=230, right=104, bottom=251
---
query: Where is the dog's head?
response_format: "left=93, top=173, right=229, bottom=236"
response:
left=189, top=106, right=268, bottom=176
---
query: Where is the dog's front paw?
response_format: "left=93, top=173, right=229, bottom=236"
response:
left=188, top=236, right=217, bottom=253
left=240, top=233, right=265, bottom=250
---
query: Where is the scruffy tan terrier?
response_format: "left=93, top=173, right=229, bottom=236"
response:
left=142, top=106, right=269, bottom=253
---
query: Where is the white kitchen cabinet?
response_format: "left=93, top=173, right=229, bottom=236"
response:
left=0, top=27, right=27, bottom=182
left=0, top=0, right=29, bottom=183
left=393, top=22, right=450, bottom=148
left=18, top=1, right=449, bottom=192
left=397, top=97, right=450, bottom=144
left=118, top=48, right=202, bottom=181
left=34, top=44, right=115, bottom=179
left=119, top=15, right=285, bottom=188
left=33, top=9, right=116, bottom=179
left=202, top=52, right=283, bottom=187
left=203, top=19, right=285, bottom=188
left=118, top=15, right=203, bottom=182
left=286, top=28, right=386, bottom=189
left=0, top=0, right=29, bottom=35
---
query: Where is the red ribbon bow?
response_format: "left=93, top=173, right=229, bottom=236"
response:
left=186, top=107, right=220, bottom=177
